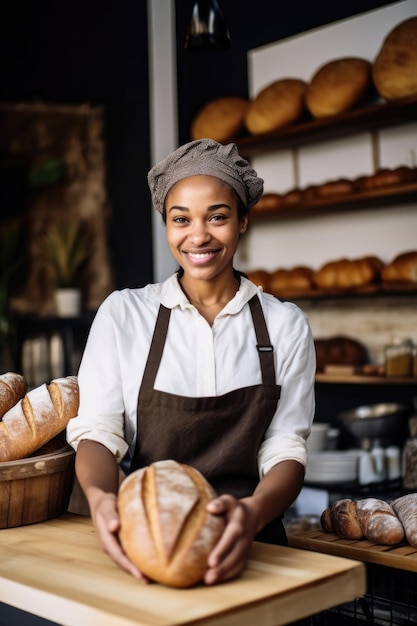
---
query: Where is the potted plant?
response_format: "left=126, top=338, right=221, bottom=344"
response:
left=42, top=219, right=90, bottom=317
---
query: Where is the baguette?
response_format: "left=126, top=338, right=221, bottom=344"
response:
left=118, top=459, right=226, bottom=588
left=0, top=376, right=79, bottom=462
left=0, top=372, right=28, bottom=418
left=356, top=498, right=404, bottom=545
left=330, top=498, right=363, bottom=539
left=391, top=493, right=417, bottom=548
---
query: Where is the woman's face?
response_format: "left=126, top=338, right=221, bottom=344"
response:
left=165, top=175, right=248, bottom=282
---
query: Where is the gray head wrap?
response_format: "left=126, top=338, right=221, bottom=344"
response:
left=148, top=138, right=264, bottom=214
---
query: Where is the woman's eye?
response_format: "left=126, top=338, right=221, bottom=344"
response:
left=210, top=214, right=226, bottom=222
left=173, top=216, right=188, bottom=224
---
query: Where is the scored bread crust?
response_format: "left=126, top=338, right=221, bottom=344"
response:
left=356, top=498, right=404, bottom=545
left=118, top=459, right=225, bottom=588
left=0, top=372, right=28, bottom=419
left=0, top=376, right=79, bottom=461
left=331, top=499, right=363, bottom=539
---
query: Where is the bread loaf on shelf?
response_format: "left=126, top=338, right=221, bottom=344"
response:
left=245, top=269, right=271, bottom=291
left=356, top=498, right=404, bottom=545
left=391, top=493, right=417, bottom=548
left=306, top=57, right=372, bottom=118
left=269, top=266, right=314, bottom=294
left=330, top=499, right=363, bottom=540
left=314, top=336, right=368, bottom=372
left=190, top=96, right=250, bottom=143
left=381, top=250, right=417, bottom=283
left=0, top=372, right=28, bottom=418
left=0, top=376, right=79, bottom=462
left=314, top=256, right=383, bottom=289
left=320, top=507, right=334, bottom=533
left=118, top=459, right=225, bottom=588
left=372, top=17, right=417, bottom=100
left=244, top=78, right=307, bottom=134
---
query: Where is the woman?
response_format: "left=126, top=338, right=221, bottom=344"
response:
left=66, top=139, right=316, bottom=585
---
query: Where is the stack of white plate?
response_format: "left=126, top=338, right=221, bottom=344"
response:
left=305, top=450, right=361, bottom=484
left=307, top=423, right=330, bottom=452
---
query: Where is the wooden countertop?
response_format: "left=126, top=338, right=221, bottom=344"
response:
left=289, top=529, right=417, bottom=573
left=0, top=513, right=365, bottom=626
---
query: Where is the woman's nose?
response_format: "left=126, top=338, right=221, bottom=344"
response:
left=189, top=220, right=210, bottom=244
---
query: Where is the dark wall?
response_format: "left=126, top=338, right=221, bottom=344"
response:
left=175, top=0, right=397, bottom=145
left=0, top=0, right=152, bottom=289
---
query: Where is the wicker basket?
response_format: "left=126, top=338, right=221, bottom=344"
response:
left=0, top=437, right=75, bottom=529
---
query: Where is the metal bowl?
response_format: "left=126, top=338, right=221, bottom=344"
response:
left=338, top=402, right=410, bottom=444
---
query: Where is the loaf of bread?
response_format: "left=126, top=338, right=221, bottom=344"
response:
left=320, top=507, right=334, bottom=533
left=253, top=193, right=284, bottom=212
left=391, top=493, right=417, bottom=548
left=190, top=96, right=250, bottom=143
left=314, top=256, right=383, bottom=289
left=269, top=266, right=314, bottom=294
left=357, top=166, right=417, bottom=191
left=118, top=459, right=226, bottom=588
left=306, top=57, right=372, bottom=118
left=244, top=78, right=307, bottom=134
left=0, top=376, right=79, bottom=462
left=245, top=269, right=271, bottom=291
left=0, top=372, right=28, bottom=418
left=330, top=499, right=363, bottom=539
left=316, top=178, right=354, bottom=198
left=372, top=17, right=417, bottom=100
left=381, top=250, right=417, bottom=283
left=314, top=336, right=368, bottom=372
left=356, top=498, right=404, bottom=545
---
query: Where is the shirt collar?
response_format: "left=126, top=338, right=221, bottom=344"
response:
left=159, top=272, right=260, bottom=315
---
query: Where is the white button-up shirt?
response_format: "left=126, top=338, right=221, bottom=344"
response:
left=66, top=274, right=316, bottom=477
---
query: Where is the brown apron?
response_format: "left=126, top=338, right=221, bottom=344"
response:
left=131, top=294, right=286, bottom=544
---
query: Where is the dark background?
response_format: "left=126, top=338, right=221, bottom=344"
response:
left=0, top=0, right=396, bottom=289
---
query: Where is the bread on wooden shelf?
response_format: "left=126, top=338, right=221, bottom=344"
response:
left=306, top=57, right=373, bottom=118
left=244, top=78, right=307, bottom=135
left=313, top=256, right=383, bottom=290
left=190, top=96, right=250, bottom=143
left=372, top=16, right=417, bottom=101
left=381, top=250, right=417, bottom=284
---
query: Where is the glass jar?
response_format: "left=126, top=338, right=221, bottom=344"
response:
left=403, top=412, right=417, bottom=489
left=385, top=337, right=413, bottom=377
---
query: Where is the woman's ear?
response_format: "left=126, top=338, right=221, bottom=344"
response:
left=239, top=215, right=249, bottom=235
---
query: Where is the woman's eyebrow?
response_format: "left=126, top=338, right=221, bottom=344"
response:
left=168, top=203, right=232, bottom=213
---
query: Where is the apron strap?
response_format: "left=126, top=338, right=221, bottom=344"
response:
left=248, top=294, right=276, bottom=388
left=140, top=304, right=171, bottom=389
left=142, top=296, right=276, bottom=389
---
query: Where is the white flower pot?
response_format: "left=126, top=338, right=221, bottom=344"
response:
left=54, top=288, right=82, bottom=317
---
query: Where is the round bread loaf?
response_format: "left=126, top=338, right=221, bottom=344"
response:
left=117, top=460, right=225, bottom=588
left=253, top=193, right=284, bottom=212
left=244, top=78, right=307, bottom=134
left=306, top=57, right=372, bottom=118
left=0, top=372, right=28, bottom=418
left=190, top=96, right=250, bottom=143
left=269, top=266, right=314, bottom=294
left=314, top=336, right=368, bottom=372
left=372, top=17, right=417, bottom=100
left=316, top=178, right=354, bottom=198
left=330, top=499, right=363, bottom=540
left=314, top=256, right=383, bottom=290
left=381, top=250, right=417, bottom=283
left=245, top=269, right=271, bottom=291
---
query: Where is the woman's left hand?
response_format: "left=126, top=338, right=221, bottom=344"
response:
left=204, top=495, right=258, bottom=585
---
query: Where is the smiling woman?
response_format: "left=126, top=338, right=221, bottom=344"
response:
left=66, top=138, right=316, bottom=587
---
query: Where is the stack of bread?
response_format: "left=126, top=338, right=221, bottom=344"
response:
left=0, top=372, right=79, bottom=462
left=320, top=494, right=417, bottom=547
left=190, top=17, right=417, bottom=142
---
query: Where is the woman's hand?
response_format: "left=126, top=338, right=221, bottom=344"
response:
left=204, top=495, right=258, bottom=585
left=90, top=491, right=147, bottom=580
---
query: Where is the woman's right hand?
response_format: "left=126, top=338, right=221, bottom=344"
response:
left=90, top=490, right=146, bottom=580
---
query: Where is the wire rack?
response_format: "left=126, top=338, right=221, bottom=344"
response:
left=301, top=563, right=417, bottom=625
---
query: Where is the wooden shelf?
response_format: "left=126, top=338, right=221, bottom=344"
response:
left=267, top=282, right=417, bottom=301
left=249, top=181, right=417, bottom=222
left=236, top=95, right=417, bottom=156
left=315, top=373, right=417, bottom=385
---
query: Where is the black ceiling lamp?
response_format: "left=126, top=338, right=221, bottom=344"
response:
left=185, top=0, right=231, bottom=52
